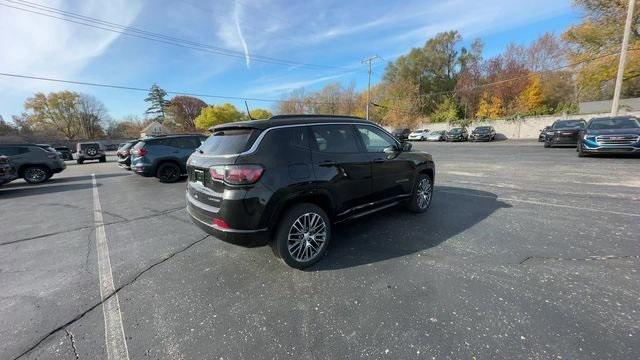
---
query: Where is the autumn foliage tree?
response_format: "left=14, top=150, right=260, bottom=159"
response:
left=166, top=96, right=207, bottom=132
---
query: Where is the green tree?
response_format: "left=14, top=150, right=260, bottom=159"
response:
left=195, top=103, right=245, bottom=130
left=431, top=97, right=460, bottom=123
left=249, top=108, right=273, bottom=119
left=144, top=84, right=168, bottom=122
left=24, top=91, right=82, bottom=139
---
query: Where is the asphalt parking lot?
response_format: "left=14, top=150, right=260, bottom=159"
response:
left=1, top=141, right=638, bottom=360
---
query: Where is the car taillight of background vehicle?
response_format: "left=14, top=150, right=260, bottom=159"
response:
left=209, top=165, right=264, bottom=185
left=133, top=148, right=147, bottom=156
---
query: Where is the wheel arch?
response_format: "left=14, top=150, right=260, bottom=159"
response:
left=266, top=189, right=336, bottom=236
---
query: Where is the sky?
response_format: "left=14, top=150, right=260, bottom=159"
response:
left=0, top=0, right=580, bottom=121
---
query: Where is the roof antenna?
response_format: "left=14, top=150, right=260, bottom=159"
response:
left=244, top=100, right=254, bottom=120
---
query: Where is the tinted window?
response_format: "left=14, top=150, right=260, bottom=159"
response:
left=310, top=125, right=359, bottom=153
left=356, top=125, right=396, bottom=152
left=269, top=127, right=310, bottom=151
left=169, top=137, right=201, bottom=149
left=449, top=128, right=462, bottom=134
left=0, top=147, right=29, bottom=156
left=474, top=127, right=492, bottom=133
left=553, top=120, right=585, bottom=129
left=199, top=129, right=257, bottom=155
left=589, top=117, right=640, bottom=130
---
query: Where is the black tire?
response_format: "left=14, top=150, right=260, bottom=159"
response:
left=23, top=166, right=50, bottom=184
left=405, top=173, right=433, bottom=213
left=77, top=158, right=84, bottom=164
left=274, top=203, right=331, bottom=269
left=578, top=143, right=588, bottom=157
left=156, top=162, right=181, bottom=183
left=99, top=156, right=106, bottom=163
left=544, top=142, right=551, bottom=148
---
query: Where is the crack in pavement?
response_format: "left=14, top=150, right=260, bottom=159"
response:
left=11, top=234, right=211, bottom=360
left=519, top=254, right=640, bottom=265
left=64, top=329, right=79, bottom=360
left=0, top=207, right=186, bottom=247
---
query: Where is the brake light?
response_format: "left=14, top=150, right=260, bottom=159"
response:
left=208, top=165, right=264, bottom=185
left=47, top=153, right=57, bottom=159
left=134, top=148, right=147, bottom=156
left=212, top=218, right=229, bottom=229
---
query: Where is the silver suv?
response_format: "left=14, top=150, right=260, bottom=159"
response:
left=76, top=142, right=106, bottom=164
left=0, top=144, right=66, bottom=184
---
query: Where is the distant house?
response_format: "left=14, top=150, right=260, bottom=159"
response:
left=579, top=98, right=640, bottom=114
left=140, top=121, right=168, bottom=138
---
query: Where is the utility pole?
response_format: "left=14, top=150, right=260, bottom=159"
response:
left=362, top=55, right=380, bottom=121
left=611, top=0, right=636, bottom=116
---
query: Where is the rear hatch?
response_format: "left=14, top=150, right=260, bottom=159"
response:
left=187, top=127, right=261, bottom=208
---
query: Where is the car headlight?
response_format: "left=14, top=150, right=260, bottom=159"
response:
left=546, top=131, right=554, bottom=136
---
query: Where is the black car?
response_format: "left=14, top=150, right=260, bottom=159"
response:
left=544, top=119, right=586, bottom=148
left=446, top=127, right=468, bottom=142
left=391, top=128, right=411, bottom=141
left=116, top=140, right=139, bottom=170
left=538, top=126, right=551, bottom=142
left=469, top=126, right=496, bottom=142
left=578, top=116, right=640, bottom=157
left=131, top=134, right=207, bottom=182
left=54, top=146, right=74, bottom=160
left=0, top=155, right=18, bottom=185
left=185, top=115, right=435, bottom=269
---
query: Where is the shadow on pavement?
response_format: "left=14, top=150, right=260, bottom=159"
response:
left=0, top=182, right=100, bottom=199
left=311, top=186, right=511, bottom=271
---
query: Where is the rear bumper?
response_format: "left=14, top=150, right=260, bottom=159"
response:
left=186, top=191, right=269, bottom=246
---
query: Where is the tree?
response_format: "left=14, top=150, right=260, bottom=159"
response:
left=249, top=108, right=273, bottom=119
left=276, top=89, right=307, bottom=114
left=0, top=115, right=18, bottom=136
left=166, top=96, right=207, bottom=131
left=379, top=79, right=424, bottom=127
left=24, top=91, right=81, bottom=139
left=476, top=92, right=503, bottom=119
left=144, top=84, right=168, bottom=122
left=105, top=115, right=145, bottom=139
left=515, top=74, right=544, bottom=114
left=431, top=97, right=460, bottom=123
left=564, top=0, right=640, bottom=101
left=77, top=94, right=108, bottom=139
left=194, top=103, right=245, bottom=130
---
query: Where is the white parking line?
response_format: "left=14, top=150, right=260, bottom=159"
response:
left=92, top=174, right=130, bottom=360
left=437, top=189, right=640, bottom=218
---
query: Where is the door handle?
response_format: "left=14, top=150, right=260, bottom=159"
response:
left=373, top=158, right=385, bottom=163
left=319, top=160, right=337, bottom=166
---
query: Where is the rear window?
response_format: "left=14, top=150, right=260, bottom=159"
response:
left=199, top=129, right=258, bottom=155
left=553, top=120, right=584, bottom=129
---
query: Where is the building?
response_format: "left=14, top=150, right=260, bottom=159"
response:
left=579, top=98, right=640, bottom=114
left=140, top=121, right=168, bottom=138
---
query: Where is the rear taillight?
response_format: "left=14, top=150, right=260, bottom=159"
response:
left=47, top=153, right=57, bottom=159
left=212, top=218, right=230, bottom=229
left=208, top=165, right=264, bottom=185
left=133, top=148, right=147, bottom=156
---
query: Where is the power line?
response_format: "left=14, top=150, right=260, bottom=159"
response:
left=0, top=71, right=343, bottom=106
left=0, top=0, right=358, bottom=71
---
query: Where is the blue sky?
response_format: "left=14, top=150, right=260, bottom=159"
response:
left=0, top=0, right=580, bottom=121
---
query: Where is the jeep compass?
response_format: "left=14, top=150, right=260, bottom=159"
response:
left=185, top=115, right=436, bottom=269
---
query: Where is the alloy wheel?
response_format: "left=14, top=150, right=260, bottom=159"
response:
left=416, top=177, right=432, bottom=210
left=25, top=167, right=47, bottom=183
left=287, top=212, right=327, bottom=262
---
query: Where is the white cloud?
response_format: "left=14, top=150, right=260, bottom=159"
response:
left=249, top=73, right=352, bottom=95
left=0, top=0, right=143, bottom=116
left=233, top=0, right=251, bottom=69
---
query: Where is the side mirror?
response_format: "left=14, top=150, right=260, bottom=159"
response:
left=384, top=145, right=399, bottom=154
left=401, top=142, right=412, bottom=152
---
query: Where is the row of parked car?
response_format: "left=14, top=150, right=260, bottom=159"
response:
left=538, top=116, right=640, bottom=156
left=392, top=126, right=497, bottom=142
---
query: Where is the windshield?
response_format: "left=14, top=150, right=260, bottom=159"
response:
left=431, top=131, right=444, bottom=135
left=553, top=120, right=584, bottom=129
left=199, top=129, right=257, bottom=155
left=589, top=117, right=640, bottom=130
left=449, top=128, right=462, bottom=134
left=474, top=127, right=491, bottom=133
left=412, top=129, right=424, bottom=133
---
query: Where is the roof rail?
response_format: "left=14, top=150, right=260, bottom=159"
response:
left=269, top=114, right=365, bottom=120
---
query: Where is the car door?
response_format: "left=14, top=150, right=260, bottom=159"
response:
left=170, top=137, right=201, bottom=170
left=309, top=124, right=372, bottom=215
left=0, top=146, right=28, bottom=168
left=355, top=124, right=414, bottom=202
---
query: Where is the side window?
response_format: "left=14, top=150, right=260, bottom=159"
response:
left=172, top=137, right=199, bottom=149
left=356, top=125, right=397, bottom=153
left=310, top=125, right=359, bottom=153
left=0, top=147, right=17, bottom=156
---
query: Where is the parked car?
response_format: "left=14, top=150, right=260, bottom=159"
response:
left=76, top=142, right=106, bottom=164
left=577, top=116, right=640, bottom=157
left=446, top=128, right=468, bottom=142
left=130, top=134, right=207, bottom=182
left=426, top=130, right=447, bottom=142
left=105, top=144, right=118, bottom=151
left=54, top=146, right=74, bottom=160
left=391, top=128, right=411, bottom=141
left=0, top=144, right=66, bottom=183
left=544, top=119, right=586, bottom=148
left=408, top=129, right=430, bottom=141
left=116, top=140, right=139, bottom=170
left=469, top=126, right=496, bottom=142
left=0, top=155, right=18, bottom=186
left=538, top=126, right=551, bottom=142
left=185, top=115, right=435, bottom=269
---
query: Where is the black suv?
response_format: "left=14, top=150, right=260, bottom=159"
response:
left=131, top=134, right=207, bottom=182
left=185, top=115, right=436, bottom=268
left=391, top=128, right=411, bottom=141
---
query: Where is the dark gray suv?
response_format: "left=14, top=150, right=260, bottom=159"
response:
left=0, top=144, right=66, bottom=183
left=76, top=142, right=106, bottom=164
left=130, top=135, right=207, bottom=182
